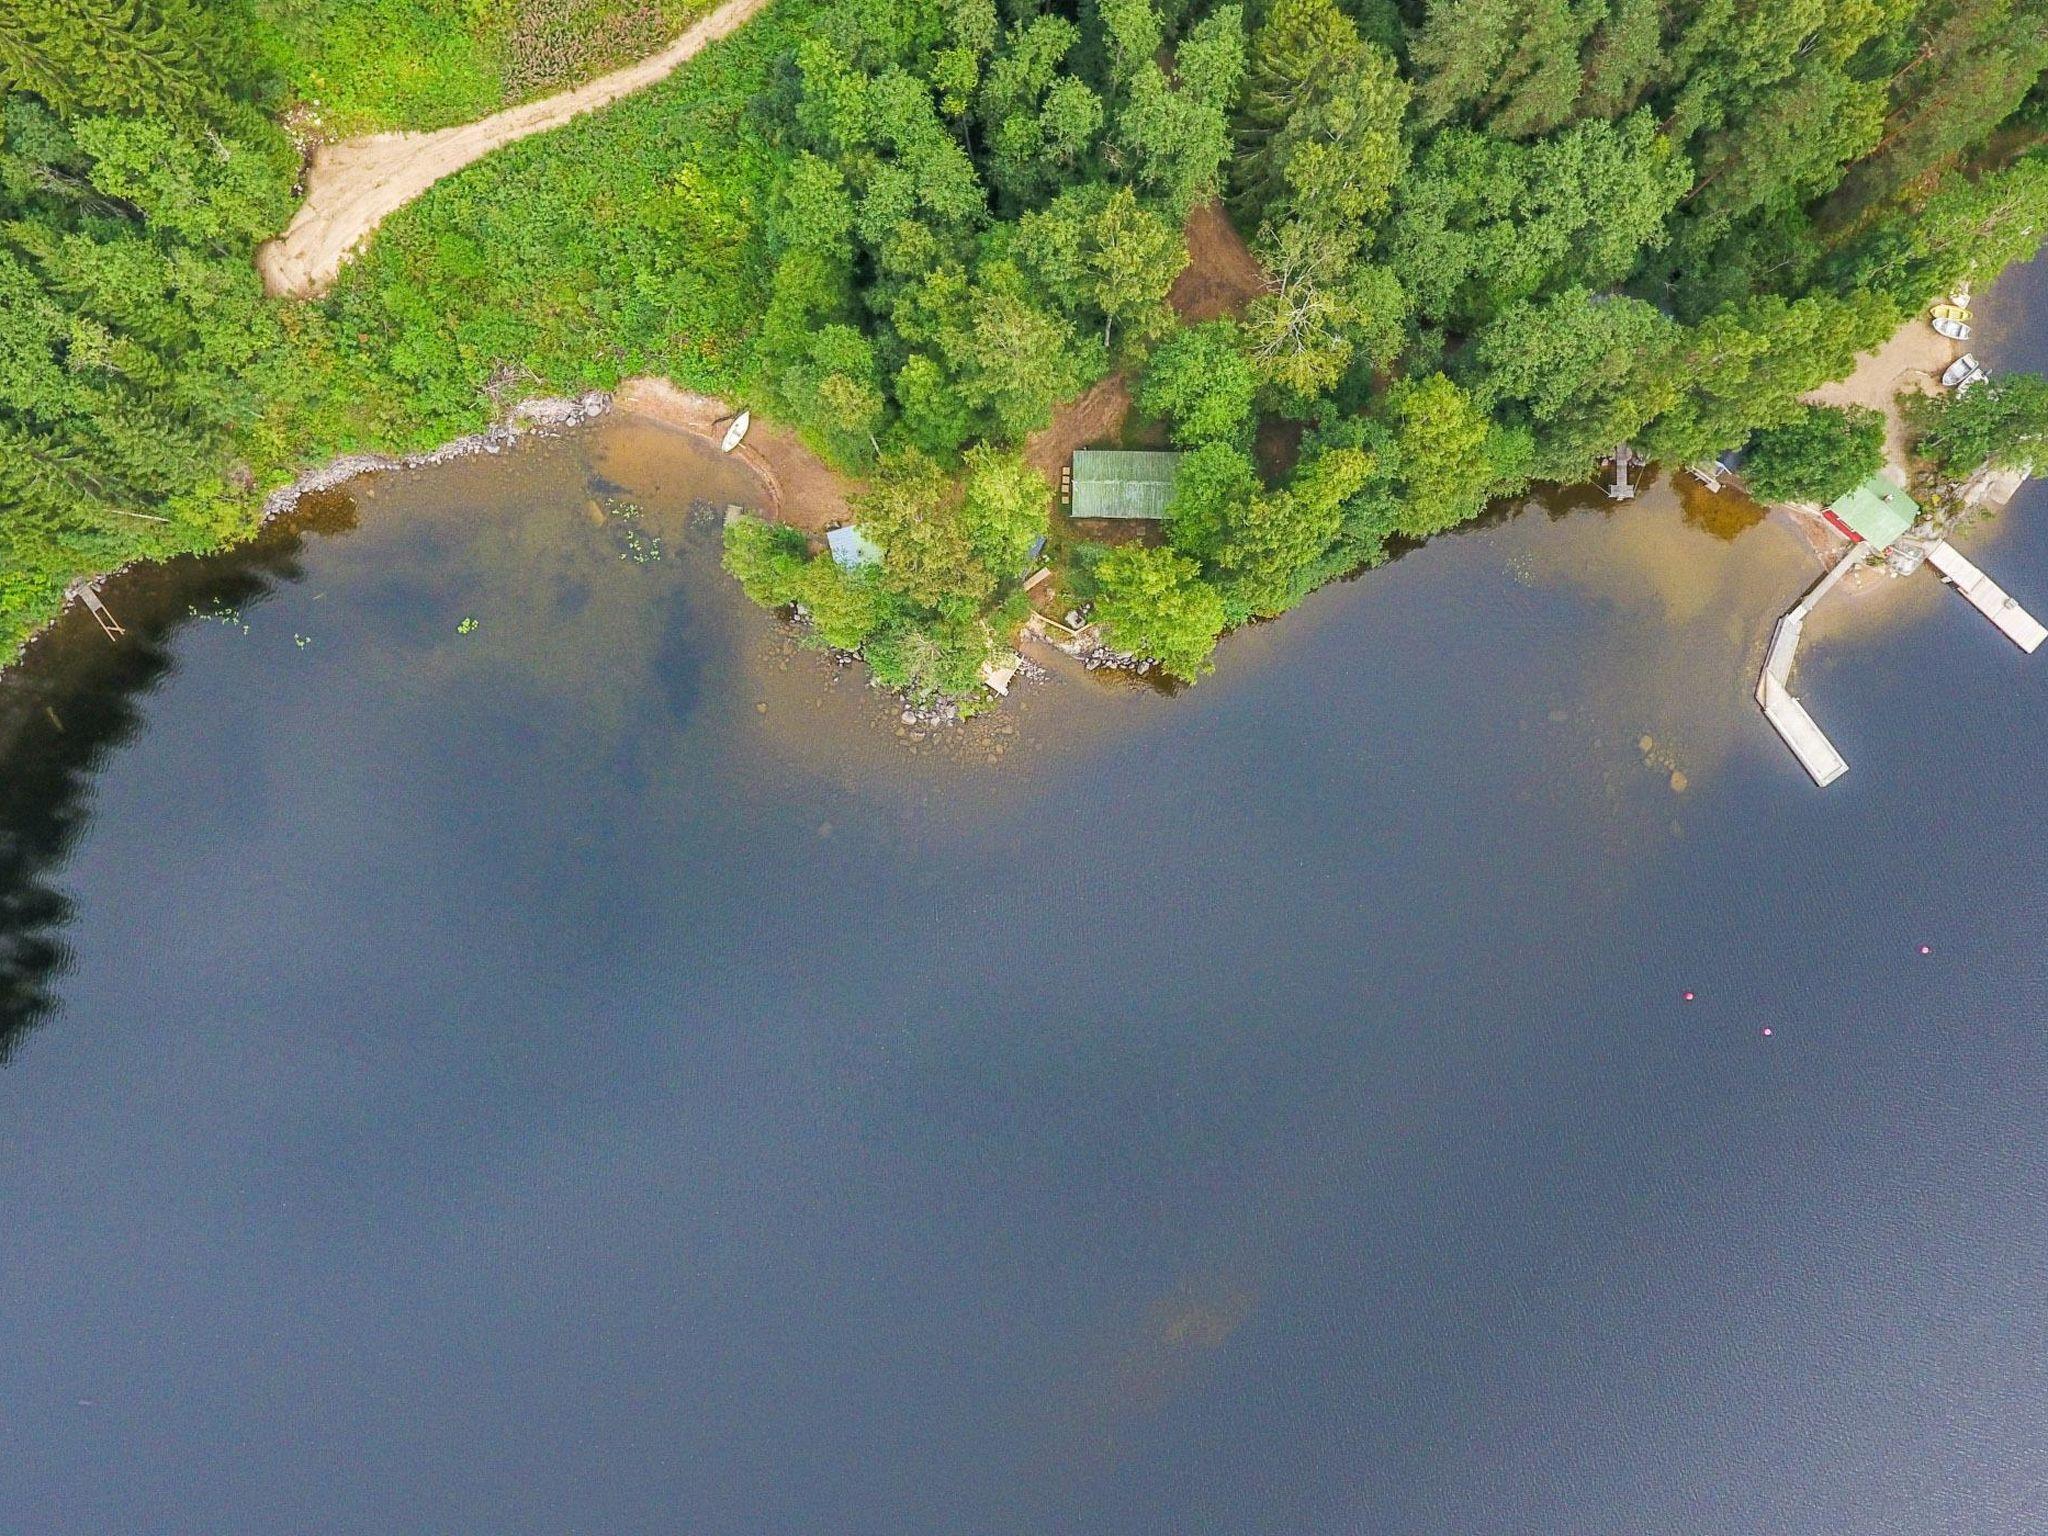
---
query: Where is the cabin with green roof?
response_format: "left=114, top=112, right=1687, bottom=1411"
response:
left=1824, top=473, right=1920, bottom=550
left=1070, top=450, right=1183, bottom=520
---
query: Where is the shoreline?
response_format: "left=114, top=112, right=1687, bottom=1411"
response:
left=11, top=388, right=614, bottom=671
left=18, top=378, right=862, bottom=675
left=13, top=305, right=2028, bottom=689
left=260, top=389, right=617, bottom=518
left=610, top=379, right=857, bottom=533
left=255, top=377, right=861, bottom=533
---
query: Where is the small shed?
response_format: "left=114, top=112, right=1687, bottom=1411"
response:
left=1824, top=474, right=1919, bottom=550
left=1070, top=450, right=1183, bottom=520
left=827, top=525, right=883, bottom=569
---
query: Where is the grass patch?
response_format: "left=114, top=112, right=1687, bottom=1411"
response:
left=249, top=0, right=715, bottom=133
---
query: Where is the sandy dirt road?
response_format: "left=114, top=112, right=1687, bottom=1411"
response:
left=256, top=0, right=769, bottom=298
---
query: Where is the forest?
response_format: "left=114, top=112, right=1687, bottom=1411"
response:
left=4, top=0, right=2048, bottom=690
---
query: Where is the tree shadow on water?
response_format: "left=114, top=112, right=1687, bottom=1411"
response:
left=0, top=497, right=358, bottom=1057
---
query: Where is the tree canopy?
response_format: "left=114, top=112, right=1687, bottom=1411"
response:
left=8, top=0, right=2048, bottom=701
left=1742, top=405, right=1887, bottom=505
left=1906, top=379, right=2048, bottom=477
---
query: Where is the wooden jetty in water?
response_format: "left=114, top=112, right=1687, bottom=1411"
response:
left=1927, top=541, right=2048, bottom=652
left=1686, top=458, right=1733, bottom=493
left=68, top=582, right=126, bottom=642
left=1756, top=552, right=1858, bottom=786
left=1603, top=444, right=1640, bottom=500
left=1754, top=499, right=2044, bottom=786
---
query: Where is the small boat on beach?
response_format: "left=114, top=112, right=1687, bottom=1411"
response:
left=720, top=410, right=751, bottom=453
left=1930, top=303, right=1973, bottom=341
left=1942, top=354, right=1987, bottom=390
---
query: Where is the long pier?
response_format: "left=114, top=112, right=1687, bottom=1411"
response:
left=1926, top=540, right=2047, bottom=652
left=1756, top=551, right=1860, bottom=786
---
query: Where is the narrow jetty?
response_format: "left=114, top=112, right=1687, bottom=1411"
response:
left=1926, top=541, right=2047, bottom=652
left=1756, top=552, right=1859, bottom=786
left=68, top=582, right=126, bottom=642
left=1603, top=443, right=1639, bottom=500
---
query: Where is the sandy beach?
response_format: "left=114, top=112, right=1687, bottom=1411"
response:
left=612, top=378, right=858, bottom=533
left=1803, top=315, right=1960, bottom=475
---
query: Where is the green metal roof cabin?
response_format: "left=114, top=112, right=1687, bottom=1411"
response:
left=1824, top=473, right=1920, bottom=550
left=1070, top=450, right=1183, bottom=520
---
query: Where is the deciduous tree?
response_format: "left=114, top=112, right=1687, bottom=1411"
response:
left=1092, top=543, right=1228, bottom=681
left=1742, top=404, right=1885, bottom=503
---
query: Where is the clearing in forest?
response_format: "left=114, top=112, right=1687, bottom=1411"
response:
left=1802, top=319, right=1960, bottom=478
left=256, top=0, right=767, bottom=299
left=1168, top=201, right=1269, bottom=324
left=1025, top=202, right=1267, bottom=496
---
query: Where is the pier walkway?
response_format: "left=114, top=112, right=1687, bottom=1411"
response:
left=1926, top=541, right=2047, bottom=652
left=1756, top=551, right=1860, bottom=786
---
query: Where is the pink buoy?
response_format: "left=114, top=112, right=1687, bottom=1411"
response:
left=1762, top=1027, right=1774, bottom=1037
left=1919, top=945, right=1931, bottom=955
left=1682, top=991, right=1695, bottom=1002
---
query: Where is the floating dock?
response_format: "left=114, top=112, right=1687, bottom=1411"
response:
left=1756, top=551, right=1859, bottom=786
left=1926, top=540, right=2046, bottom=652
left=1755, top=532, right=2043, bottom=786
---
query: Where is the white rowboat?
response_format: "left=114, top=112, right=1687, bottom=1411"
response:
left=1942, top=354, right=1986, bottom=390
left=720, top=411, right=751, bottom=453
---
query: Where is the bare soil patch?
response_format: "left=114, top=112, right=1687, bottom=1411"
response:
left=1254, top=417, right=1302, bottom=483
left=1024, top=373, right=1134, bottom=490
left=612, top=377, right=857, bottom=533
left=1169, top=201, right=1268, bottom=324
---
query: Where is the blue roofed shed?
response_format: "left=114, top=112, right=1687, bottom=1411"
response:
left=1071, top=450, right=1184, bottom=520
left=827, top=525, right=883, bottom=569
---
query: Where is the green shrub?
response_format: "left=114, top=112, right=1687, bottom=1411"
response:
left=1904, top=376, right=2048, bottom=476
left=1743, top=404, right=1886, bottom=504
left=721, top=515, right=808, bottom=607
left=1092, top=545, right=1227, bottom=683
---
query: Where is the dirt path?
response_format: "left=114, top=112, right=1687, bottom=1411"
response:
left=256, top=0, right=769, bottom=299
left=1168, top=200, right=1268, bottom=324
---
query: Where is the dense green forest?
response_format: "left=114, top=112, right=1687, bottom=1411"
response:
left=3, top=0, right=2047, bottom=690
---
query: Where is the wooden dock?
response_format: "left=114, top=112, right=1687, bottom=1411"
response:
left=1926, top=541, right=2046, bottom=652
left=1603, top=443, right=1639, bottom=500
left=1755, top=551, right=1859, bottom=786
left=1686, top=458, right=1733, bottom=493
left=68, top=582, right=126, bottom=642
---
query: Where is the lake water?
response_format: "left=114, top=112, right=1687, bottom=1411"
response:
left=4, top=263, right=2047, bottom=1534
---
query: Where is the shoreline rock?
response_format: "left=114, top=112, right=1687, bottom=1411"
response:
left=260, top=390, right=615, bottom=520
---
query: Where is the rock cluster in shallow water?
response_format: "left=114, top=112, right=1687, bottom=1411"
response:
left=262, top=391, right=615, bottom=519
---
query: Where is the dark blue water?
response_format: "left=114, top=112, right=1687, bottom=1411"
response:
left=3, top=266, right=2047, bottom=1534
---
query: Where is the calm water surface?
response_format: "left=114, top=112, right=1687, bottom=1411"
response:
left=5, top=264, right=2048, bottom=1534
